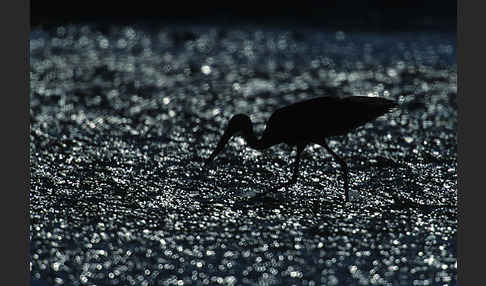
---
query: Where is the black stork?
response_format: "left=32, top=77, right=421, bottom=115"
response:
left=205, top=96, right=398, bottom=202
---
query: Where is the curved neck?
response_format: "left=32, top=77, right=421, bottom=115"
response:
left=241, top=125, right=273, bottom=151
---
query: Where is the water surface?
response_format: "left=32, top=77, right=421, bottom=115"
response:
left=30, top=24, right=457, bottom=285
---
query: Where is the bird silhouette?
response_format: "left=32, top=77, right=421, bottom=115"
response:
left=205, top=95, right=398, bottom=202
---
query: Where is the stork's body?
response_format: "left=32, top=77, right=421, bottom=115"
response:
left=206, top=96, right=398, bottom=202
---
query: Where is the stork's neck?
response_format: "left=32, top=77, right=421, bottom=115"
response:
left=241, top=128, right=273, bottom=150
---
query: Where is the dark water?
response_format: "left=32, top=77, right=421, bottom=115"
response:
left=30, top=24, right=457, bottom=285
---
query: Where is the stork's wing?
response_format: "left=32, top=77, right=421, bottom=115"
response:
left=263, top=96, right=398, bottom=142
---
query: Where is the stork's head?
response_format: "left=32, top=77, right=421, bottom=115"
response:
left=205, top=114, right=252, bottom=164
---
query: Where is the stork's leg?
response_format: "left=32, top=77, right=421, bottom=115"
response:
left=286, top=144, right=306, bottom=186
left=320, top=140, right=350, bottom=202
left=267, top=144, right=306, bottom=193
left=253, top=144, right=308, bottom=197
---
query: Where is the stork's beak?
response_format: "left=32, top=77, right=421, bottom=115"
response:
left=205, top=128, right=233, bottom=166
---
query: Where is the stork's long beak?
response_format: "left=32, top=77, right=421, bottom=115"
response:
left=205, top=128, right=233, bottom=166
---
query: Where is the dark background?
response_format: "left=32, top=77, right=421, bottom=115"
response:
left=31, top=0, right=456, bottom=31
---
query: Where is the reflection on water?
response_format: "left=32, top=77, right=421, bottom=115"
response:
left=30, top=24, right=456, bottom=285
